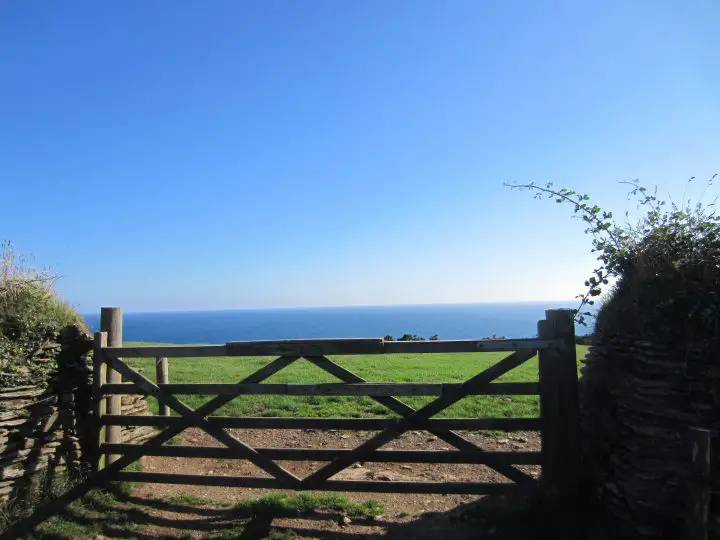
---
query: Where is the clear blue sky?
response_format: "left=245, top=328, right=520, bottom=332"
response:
left=1, top=1, right=718, bottom=313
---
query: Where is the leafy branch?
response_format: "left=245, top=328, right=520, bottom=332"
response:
left=505, top=181, right=627, bottom=325
left=506, top=176, right=719, bottom=329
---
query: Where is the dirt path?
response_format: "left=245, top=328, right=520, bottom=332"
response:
left=120, top=428, right=542, bottom=538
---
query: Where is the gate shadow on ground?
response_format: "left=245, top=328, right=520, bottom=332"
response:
left=29, top=485, right=608, bottom=540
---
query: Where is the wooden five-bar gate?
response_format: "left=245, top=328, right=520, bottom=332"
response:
left=2, top=307, right=580, bottom=538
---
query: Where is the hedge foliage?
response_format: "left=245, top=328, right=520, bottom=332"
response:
left=510, top=177, right=720, bottom=350
left=0, top=242, right=86, bottom=386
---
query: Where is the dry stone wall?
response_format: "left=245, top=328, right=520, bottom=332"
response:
left=580, top=335, right=720, bottom=538
left=0, top=330, right=154, bottom=504
left=0, top=384, right=78, bottom=502
left=118, top=395, right=154, bottom=445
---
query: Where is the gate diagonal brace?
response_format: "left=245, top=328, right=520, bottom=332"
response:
left=0, top=354, right=303, bottom=540
left=103, top=354, right=301, bottom=485
left=302, top=352, right=537, bottom=486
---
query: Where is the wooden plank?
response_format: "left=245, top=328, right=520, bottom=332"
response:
left=407, top=349, right=540, bottom=485
left=538, top=318, right=560, bottom=491
left=103, top=353, right=301, bottom=487
left=302, top=349, right=538, bottom=487
left=114, top=471, right=527, bottom=494
left=101, top=415, right=541, bottom=431
left=101, top=415, right=397, bottom=428
left=304, top=429, right=425, bottom=489
left=83, top=356, right=304, bottom=501
left=539, top=310, right=580, bottom=495
left=317, top=480, right=528, bottom=494
left=236, top=355, right=300, bottom=385
left=409, top=349, right=538, bottom=422
left=106, top=367, right=121, bottom=466
left=92, top=332, right=108, bottom=473
left=548, top=309, right=580, bottom=495
left=304, top=355, right=535, bottom=484
left=102, top=443, right=543, bottom=464
left=686, top=427, right=712, bottom=540
left=103, top=345, right=227, bottom=358
left=155, top=357, right=169, bottom=416
left=101, top=382, right=540, bottom=396
left=115, top=472, right=281, bottom=488
left=128, top=354, right=299, bottom=448
left=384, top=338, right=555, bottom=353
left=101, top=307, right=122, bottom=465
left=227, top=338, right=385, bottom=356
left=103, top=338, right=559, bottom=358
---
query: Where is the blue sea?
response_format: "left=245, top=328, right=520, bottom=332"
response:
left=84, top=302, right=588, bottom=344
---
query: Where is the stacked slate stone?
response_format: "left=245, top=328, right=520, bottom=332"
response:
left=119, top=394, right=155, bottom=444
left=580, top=334, right=720, bottom=538
left=0, top=383, right=81, bottom=503
left=0, top=327, right=155, bottom=504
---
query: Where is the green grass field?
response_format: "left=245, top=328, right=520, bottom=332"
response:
left=122, top=344, right=589, bottom=420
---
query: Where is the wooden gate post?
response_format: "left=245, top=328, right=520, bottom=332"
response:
left=156, top=357, right=170, bottom=416
left=538, top=308, right=580, bottom=495
left=100, top=307, right=123, bottom=464
left=92, top=332, right=108, bottom=472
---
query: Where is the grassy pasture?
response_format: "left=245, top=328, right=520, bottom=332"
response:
left=122, top=344, right=589, bottom=420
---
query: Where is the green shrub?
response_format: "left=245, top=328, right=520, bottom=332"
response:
left=509, top=177, right=720, bottom=347
left=0, top=241, right=86, bottom=385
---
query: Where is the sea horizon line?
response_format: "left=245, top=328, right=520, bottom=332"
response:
left=83, top=299, right=578, bottom=317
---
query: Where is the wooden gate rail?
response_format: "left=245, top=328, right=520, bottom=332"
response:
left=77, top=352, right=305, bottom=501
left=102, top=337, right=562, bottom=358
left=102, top=351, right=302, bottom=485
left=0, top=308, right=580, bottom=540
left=102, top=382, right=540, bottom=395
left=100, top=444, right=543, bottom=464
left=100, top=416, right=542, bottom=430
left=299, top=349, right=538, bottom=488
left=301, top=354, right=533, bottom=484
left=111, top=471, right=524, bottom=495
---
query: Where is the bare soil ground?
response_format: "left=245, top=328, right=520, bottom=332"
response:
left=124, top=427, right=543, bottom=539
